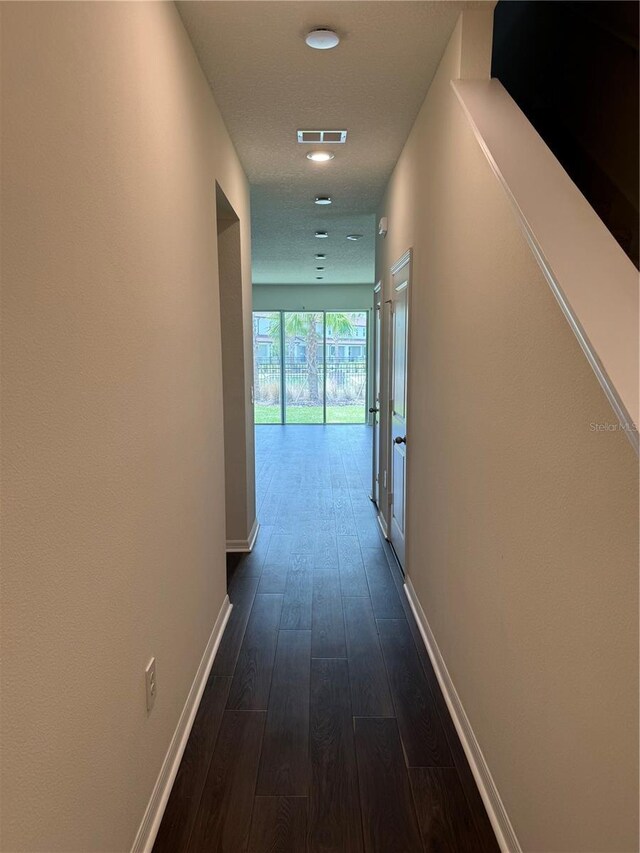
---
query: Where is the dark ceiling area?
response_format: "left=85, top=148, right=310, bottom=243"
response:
left=492, top=1, right=639, bottom=269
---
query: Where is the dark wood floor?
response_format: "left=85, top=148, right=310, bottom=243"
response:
left=153, top=425, right=499, bottom=853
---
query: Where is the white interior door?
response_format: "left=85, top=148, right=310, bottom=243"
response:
left=389, top=255, right=410, bottom=569
left=371, top=285, right=382, bottom=503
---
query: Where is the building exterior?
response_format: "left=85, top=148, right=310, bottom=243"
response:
left=252, top=310, right=367, bottom=364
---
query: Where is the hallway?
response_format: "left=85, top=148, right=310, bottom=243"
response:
left=154, top=426, right=498, bottom=852
left=3, top=3, right=638, bottom=850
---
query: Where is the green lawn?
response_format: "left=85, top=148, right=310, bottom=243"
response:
left=254, top=404, right=365, bottom=424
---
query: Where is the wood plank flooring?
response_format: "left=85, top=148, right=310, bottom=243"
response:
left=154, top=425, right=499, bottom=853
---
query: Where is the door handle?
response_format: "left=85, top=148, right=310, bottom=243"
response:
left=394, top=435, right=406, bottom=445
left=368, top=407, right=379, bottom=413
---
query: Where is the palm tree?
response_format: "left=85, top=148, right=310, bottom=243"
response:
left=326, top=312, right=355, bottom=356
left=267, top=311, right=355, bottom=404
left=292, top=312, right=321, bottom=402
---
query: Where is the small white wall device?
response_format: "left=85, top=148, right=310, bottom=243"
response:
left=378, top=217, right=388, bottom=238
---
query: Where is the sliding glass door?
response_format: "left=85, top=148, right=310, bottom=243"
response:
left=253, top=310, right=368, bottom=425
left=283, top=312, right=324, bottom=423
left=252, top=312, right=281, bottom=423
left=325, top=312, right=368, bottom=423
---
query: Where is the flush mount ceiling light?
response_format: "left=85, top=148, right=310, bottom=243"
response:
left=315, top=196, right=332, bottom=205
left=307, top=151, right=334, bottom=162
left=315, top=254, right=326, bottom=260
left=346, top=234, right=363, bottom=241
left=315, top=231, right=328, bottom=238
left=316, top=276, right=324, bottom=280
left=316, top=266, right=325, bottom=270
left=305, top=28, right=340, bottom=50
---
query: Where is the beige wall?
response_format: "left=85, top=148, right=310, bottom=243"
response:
left=1, top=3, right=251, bottom=851
left=218, top=194, right=256, bottom=545
left=377, top=11, right=639, bottom=852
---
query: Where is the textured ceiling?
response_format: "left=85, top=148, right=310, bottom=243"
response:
left=178, top=1, right=483, bottom=285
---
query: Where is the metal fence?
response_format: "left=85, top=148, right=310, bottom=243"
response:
left=254, top=360, right=367, bottom=406
left=254, top=361, right=281, bottom=405
left=325, top=361, right=367, bottom=405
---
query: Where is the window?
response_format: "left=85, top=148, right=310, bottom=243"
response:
left=252, top=310, right=368, bottom=424
left=256, top=343, right=271, bottom=362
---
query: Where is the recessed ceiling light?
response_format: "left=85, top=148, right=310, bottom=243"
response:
left=315, top=231, right=328, bottom=238
left=316, top=266, right=325, bottom=270
left=346, top=234, right=363, bottom=241
left=315, top=196, right=332, bottom=205
left=315, top=254, right=326, bottom=259
left=305, top=28, right=340, bottom=50
left=307, top=151, right=334, bottom=162
left=316, top=276, right=324, bottom=280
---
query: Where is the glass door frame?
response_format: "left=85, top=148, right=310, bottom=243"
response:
left=322, top=311, right=327, bottom=424
left=253, top=308, right=370, bottom=425
left=278, top=314, right=286, bottom=424
left=282, top=309, right=325, bottom=425
left=324, top=310, right=369, bottom=426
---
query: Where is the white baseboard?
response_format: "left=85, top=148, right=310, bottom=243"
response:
left=376, top=510, right=389, bottom=540
left=403, top=578, right=521, bottom=853
left=130, top=594, right=233, bottom=853
left=226, top=517, right=260, bottom=553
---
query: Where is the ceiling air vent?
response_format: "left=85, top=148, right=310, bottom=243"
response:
left=297, top=130, right=347, bottom=144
